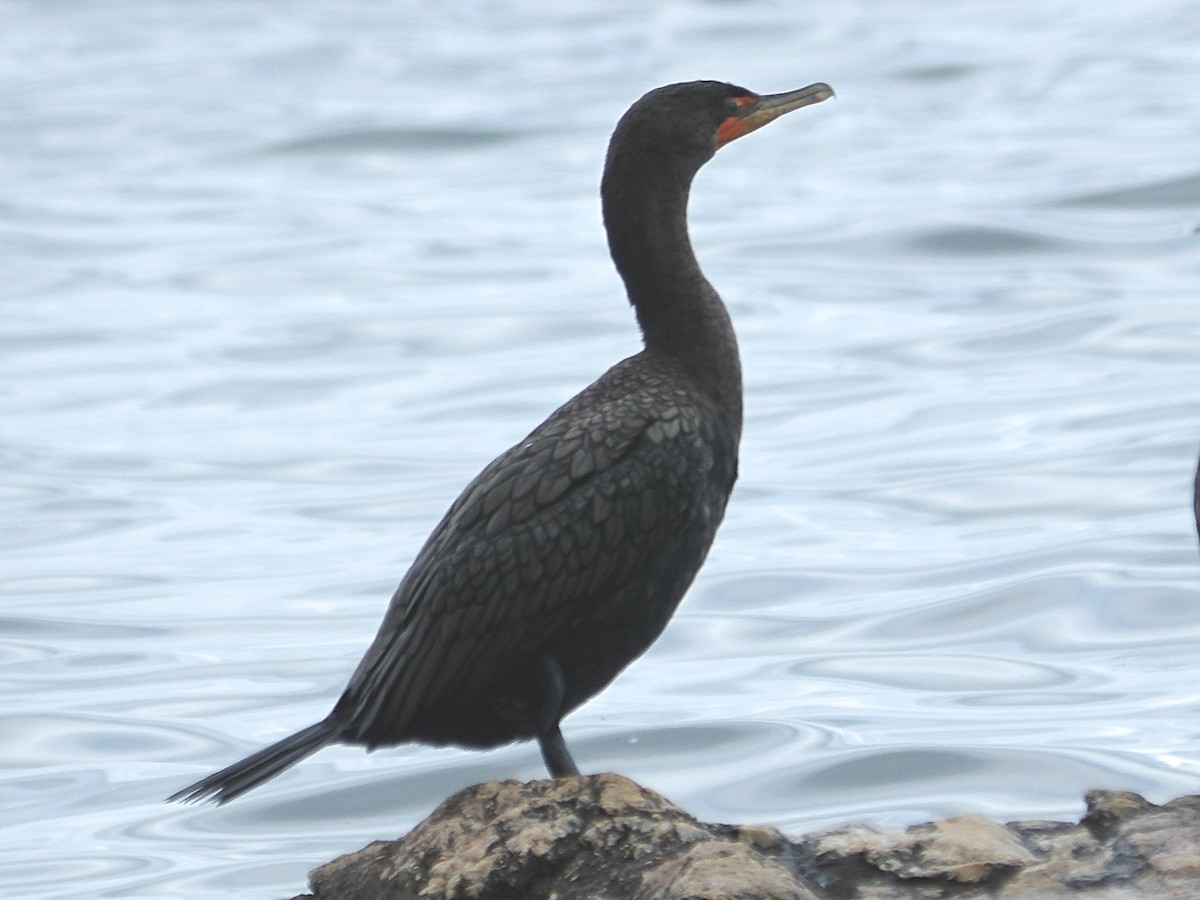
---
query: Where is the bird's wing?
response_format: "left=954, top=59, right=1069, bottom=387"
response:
left=333, top=369, right=728, bottom=741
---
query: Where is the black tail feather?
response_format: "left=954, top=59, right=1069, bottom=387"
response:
left=168, top=719, right=337, bottom=805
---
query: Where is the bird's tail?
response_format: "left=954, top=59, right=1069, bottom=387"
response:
left=167, top=719, right=337, bottom=805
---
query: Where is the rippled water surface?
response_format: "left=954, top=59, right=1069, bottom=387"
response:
left=4, top=1, right=1200, bottom=896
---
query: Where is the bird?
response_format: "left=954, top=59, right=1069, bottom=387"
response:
left=169, top=79, right=834, bottom=805
left=1193, top=451, right=1199, bottom=549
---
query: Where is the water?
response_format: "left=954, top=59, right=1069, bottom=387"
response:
left=3, top=0, right=1199, bottom=896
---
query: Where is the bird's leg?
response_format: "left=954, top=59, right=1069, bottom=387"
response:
left=536, top=656, right=580, bottom=777
left=539, top=723, right=579, bottom=777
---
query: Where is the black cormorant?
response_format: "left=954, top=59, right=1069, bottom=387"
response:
left=170, top=79, right=833, bottom=804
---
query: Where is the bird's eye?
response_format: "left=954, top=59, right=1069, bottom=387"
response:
left=724, top=96, right=755, bottom=116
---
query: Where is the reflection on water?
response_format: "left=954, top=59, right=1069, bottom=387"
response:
left=3, top=0, right=1200, bottom=897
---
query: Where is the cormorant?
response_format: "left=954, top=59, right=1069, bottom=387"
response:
left=170, top=79, right=833, bottom=804
left=1193, top=451, right=1199, bottom=548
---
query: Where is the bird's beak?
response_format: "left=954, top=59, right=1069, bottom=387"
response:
left=716, top=82, right=834, bottom=148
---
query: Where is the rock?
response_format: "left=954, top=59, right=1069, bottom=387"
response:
left=298, top=774, right=815, bottom=900
left=290, top=775, right=1200, bottom=900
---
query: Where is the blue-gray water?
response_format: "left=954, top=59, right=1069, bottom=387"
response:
left=4, top=1, right=1200, bottom=896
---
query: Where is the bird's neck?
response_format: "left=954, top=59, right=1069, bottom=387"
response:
left=601, top=160, right=743, bottom=422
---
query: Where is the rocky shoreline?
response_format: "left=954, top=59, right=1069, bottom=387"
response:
left=288, top=773, right=1200, bottom=899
